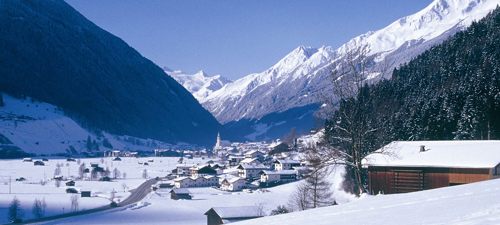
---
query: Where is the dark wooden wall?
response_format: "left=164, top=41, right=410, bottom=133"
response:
left=368, top=167, right=492, bottom=194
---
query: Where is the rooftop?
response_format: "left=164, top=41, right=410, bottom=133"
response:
left=205, top=206, right=265, bottom=218
left=364, top=140, right=500, bottom=169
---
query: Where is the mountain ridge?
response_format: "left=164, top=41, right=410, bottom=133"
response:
left=0, top=0, right=221, bottom=147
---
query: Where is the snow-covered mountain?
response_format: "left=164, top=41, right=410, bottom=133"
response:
left=187, top=0, right=500, bottom=141
left=166, top=68, right=233, bottom=100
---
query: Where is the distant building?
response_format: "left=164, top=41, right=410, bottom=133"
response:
left=214, top=133, right=231, bottom=151
left=204, top=206, right=265, bottom=225
left=220, top=177, right=248, bottom=192
left=170, top=188, right=191, bottom=200
left=260, top=170, right=297, bottom=184
left=274, top=159, right=301, bottom=170
left=81, top=191, right=91, bottom=197
left=237, top=164, right=268, bottom=180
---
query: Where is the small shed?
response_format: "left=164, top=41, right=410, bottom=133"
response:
left=81, top=190, right=91, bottom=197
left=100, top=176, right=111, bottom=182
left=66, top=180, right=75, bottom=186
left=204, top=206, right=265, bottom=225
left=34, top=161, right=45, bottom=166
left=23, top=158, right=32, bottom=162
left=170, top=188, right=191, bottom=200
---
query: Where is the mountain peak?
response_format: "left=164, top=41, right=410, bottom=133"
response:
left=194, top=70, right=209, bottom=78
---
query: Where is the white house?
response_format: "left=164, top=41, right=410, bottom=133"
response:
left=237, top=164, right=268, bottom=180
left=245, top=150, right=264, bottom=159
left=173, top=175, right=219, bottom=188
left=175, top=164, right=196, bottom=176
left=173, top=177, right=191, bottom=188
left=220, top=177, right=248, bottom=191
left=274, top=159, right=301, bottom=170
left=239, top=158, right=262, bottom=166
left=260, top=170, right=297, bottom=184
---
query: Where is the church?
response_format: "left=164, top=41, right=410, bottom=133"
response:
left=214, top=133, right=231, bottom=151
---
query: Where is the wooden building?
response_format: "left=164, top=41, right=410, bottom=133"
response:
left=81, top=190, right=91, bottom=197
left=364, top=141, right=500, bottom=194
left=170, top=188, right=191, bottom=200
left=204, top=206, right=265, bottom=225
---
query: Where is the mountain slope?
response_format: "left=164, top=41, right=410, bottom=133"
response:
left=167, top=69, right=233, bottom=100
left=0, top=0, right=221, bottom=146
left=194, top=0, right=500, bottom=141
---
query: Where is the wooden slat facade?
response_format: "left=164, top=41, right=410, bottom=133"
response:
left=368, top=166, right=493, bottom=194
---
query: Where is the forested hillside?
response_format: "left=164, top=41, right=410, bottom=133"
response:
left=0, top=0, right=221, bottom=146
left=329, top=6, right=500, bottom=147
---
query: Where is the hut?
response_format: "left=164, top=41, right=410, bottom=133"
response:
left=170, top=188, right=191, bottom=200
left=204, top=206, right=265, bottom=225
left=364, top=141, right=500, bottom=194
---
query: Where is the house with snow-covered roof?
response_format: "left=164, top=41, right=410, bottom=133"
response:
left=220, top=177, right=248, bottom=191
left=274, top=159, right=301, bottom=170
left=245, top=150, right=264, bottom=159
left=364, top=140, right=500, bottom=194
left=204, top=206, right=265, bottom=225
left=259, top=170, right=297, bottom=185
left=237, top=164, right=268, bottom=180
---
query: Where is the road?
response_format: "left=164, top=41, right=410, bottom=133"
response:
left=20, top=178, right=158, bottom=224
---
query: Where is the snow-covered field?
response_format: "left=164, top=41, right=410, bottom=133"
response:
left=1, top=163, right=349, bottom=225
left=0, top=157, right=206, bottom=224
left=235, top=178, right=500, bottom=225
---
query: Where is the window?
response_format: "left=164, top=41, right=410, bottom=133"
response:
left=495, top=163, right=500, bottom=175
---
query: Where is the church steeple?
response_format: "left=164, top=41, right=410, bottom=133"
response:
left=216, top=132, right=221, bottom=148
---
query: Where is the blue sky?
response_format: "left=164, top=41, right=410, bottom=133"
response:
left=66, top=0, right=434, bottom=80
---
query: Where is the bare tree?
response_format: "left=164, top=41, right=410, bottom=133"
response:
left=70, top=195, right=79, bottom=212
left=142, top=169, right=148, bottom=179
left=122, top=172, right=127, bottom=179
left=104, top=167, right=111, bottom=177
left=121, top=182, right=128, bottom=192
left=303, top=150, right=334, bottom=208
left=55, top=179, right=61, bottom=188
left=32, top=198, right=46, bottom=218
left=287, top=182, right=310, bottom=212
left=54, top=163, right=61, bottom=176
left=319, top=44, right=392, bottom=195
left=113, top=168, right=121, bottom=179
left=110, top=188, right=116, bottom=202
left=254, top=201, right=267, bottom=216
left=8, top=196, right=24, bottom=222
left=78, top=162, right=86, bottom=179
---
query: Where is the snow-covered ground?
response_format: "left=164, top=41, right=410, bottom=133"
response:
left=0, top=157, right=206, bottom=224
left=235, top=178, right=500, bottom=225
left=33, top=167, right=352, bottom=225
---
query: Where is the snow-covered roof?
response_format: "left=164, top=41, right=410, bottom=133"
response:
left=240, top=158, right=260, bottom=164
left=276, top=159, right=301, bottom=164
left=222, top=177, right=247, bottom=184
left=206, top=206, right=265, bottom=218
left=261, top=170, right=297, bottom=175
left=237, top=164, right=268, bottom=170
left=245, top=150, right=262, bottom=155
left=364, top=141, right=500, bottom=169
left=173, top=177, right=190, bottom=182
left=170, top=188, right=190, bottom=194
